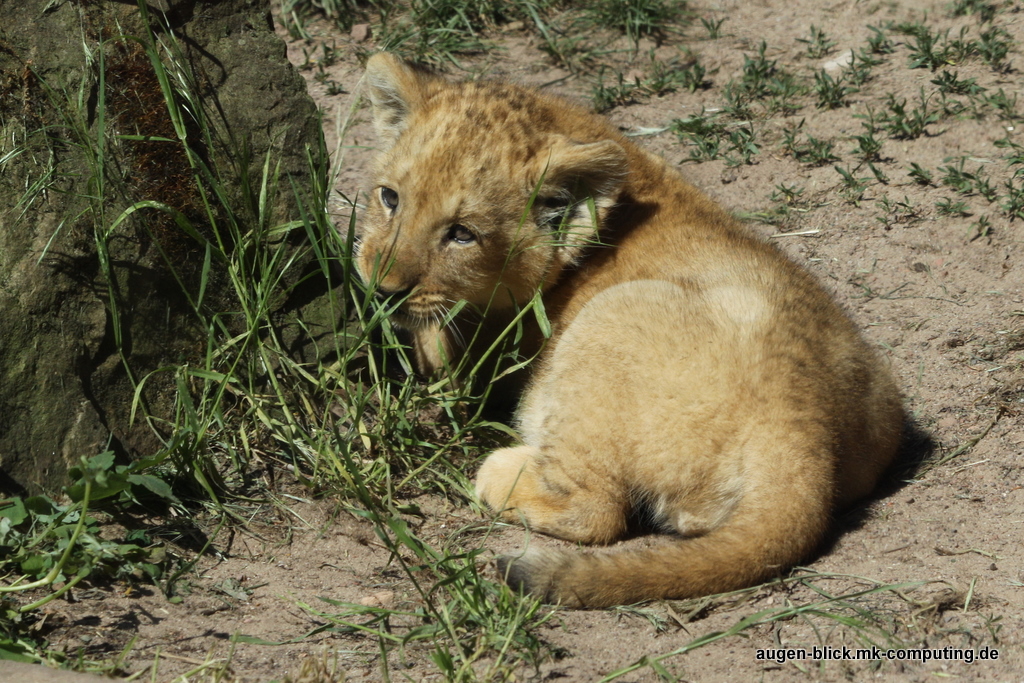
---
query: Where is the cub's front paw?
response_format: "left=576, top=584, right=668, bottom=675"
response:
left=475, top=445, right=538, bottom=519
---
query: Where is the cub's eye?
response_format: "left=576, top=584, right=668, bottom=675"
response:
left=380, top=186, right=399, bottom=210
left=446, top=224, right=476, bottom=245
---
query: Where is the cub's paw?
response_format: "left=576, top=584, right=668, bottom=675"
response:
left=474, top=445, right=538, bottom=516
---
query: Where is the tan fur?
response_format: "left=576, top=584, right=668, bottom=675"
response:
left=356, top=53, right=905, bottom=608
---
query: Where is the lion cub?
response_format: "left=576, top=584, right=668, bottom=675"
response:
left=356, top=53, right=904, bottom=608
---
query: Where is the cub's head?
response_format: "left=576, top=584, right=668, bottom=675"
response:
left=355, top=52, right=629, bottom=330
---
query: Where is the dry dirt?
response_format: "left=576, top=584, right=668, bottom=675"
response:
left=27, top=0, right=1024, bottom=681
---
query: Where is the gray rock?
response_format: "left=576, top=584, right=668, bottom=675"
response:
left=0, top=0, right=324, bottom=493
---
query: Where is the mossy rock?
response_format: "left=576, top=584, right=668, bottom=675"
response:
left=0, top=0, right=327, bottom=494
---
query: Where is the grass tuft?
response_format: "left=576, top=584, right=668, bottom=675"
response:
left=582, top=0, right=684, bottom=46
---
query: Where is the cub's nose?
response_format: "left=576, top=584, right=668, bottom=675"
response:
left=373, top=285, right=414, bottom=303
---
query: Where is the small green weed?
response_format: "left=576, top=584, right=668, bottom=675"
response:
left=724, top=44, right=803, bottom=116
left=879, top=89, right=940, bottom=139
left=814, top=69, right=856, bottom=109
left=977, top=25, right=1012, bottom=68
left=724, top=124, right=759, bottom=166
left=937, top=91, right=972, bottom=118
left=1001, top=177, right=1024, bottom=219
left=895, top=22, right=952, bottom=70
left=844, top=48, right=883, bottom=85
left=584, top=0, right=683, bottom=46
left=771, top=182, right=806, bottom=205
left=738, top=41, right=779, bottom=97
left=673, top=116, right=758, bottom=166
left=591, top=72, right=648, bottom=112
left=908, top=162, right=934, bottom=185
left=798, top=25, right=837, bottom=58
left=975, top=175, right=998, bottom=201
left=782, top=121, right=839, bottom=165
left=764, top=73, right=804, bottom=115
left=995, top=135, right=1024, bottom=165
left=835, top=164, right=873, bottom=203
left=673, top=111, right=728, bottom=161
left=376, top=0, right=514, bottom=65
left=866, top=24, right=895, bottom=54
left=946, top=26, right=980, bottom=63
left=700, top=16, right=727, bottom=39
left=970, top=215, right=993, bottom=239
left=298, top=40, right=344, bottom=71
left=951, top=0, right=998, bottom=23
left=877, top=194, right=921, bottom=228
left=632, top=53, right=711, bottom=97
left=984, top=88, right=1020, bottom=121
left=938, top=157, right=997, bottom=199
left=520, top=2, right=590, bottom=71
left=592, top=55, right=708, bottom=112
left=721, top=86, right=754, bottom=119
left=867, top=161, right=890, bottom=184
left=313, top=64, right=345, bottom=95
left=939, top=158, right=976, bottom=193
left=672, top=56, right=711, bottom=93
left=852, top=128, right=884, bottom=162
left=751, top=183, right=812, bottom=225
left=279, top=0, right=379, bottom=37
left=878, top=194, right=916, bottom=213
left=931, top=70, right=985, bottom=96
left=936, top=196, right=972, bottom=216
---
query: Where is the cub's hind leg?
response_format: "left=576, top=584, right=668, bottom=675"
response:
left=475, top=445, right=628, bottom=545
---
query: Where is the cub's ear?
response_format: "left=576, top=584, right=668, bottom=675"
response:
left=364, top=52, right=439, bottom=148
left=537, top=137, right=628, bottom=210
left=532, top=137, right=628, bottom=264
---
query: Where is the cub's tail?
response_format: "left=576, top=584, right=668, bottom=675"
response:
left=497, top=484, right=832, bottom=608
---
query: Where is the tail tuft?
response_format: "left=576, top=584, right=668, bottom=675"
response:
left=497, top=547, right=572, bottom=604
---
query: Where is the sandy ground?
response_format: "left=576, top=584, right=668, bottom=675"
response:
left=27, top=0, right=1024, bottom=681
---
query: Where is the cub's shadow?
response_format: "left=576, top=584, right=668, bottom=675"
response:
left=824, top=419, right=937, bottom=548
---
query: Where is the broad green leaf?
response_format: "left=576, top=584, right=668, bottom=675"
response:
left=127, top=474, right=180, bottom=504
left=0, top=499, right=28, bottom=526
